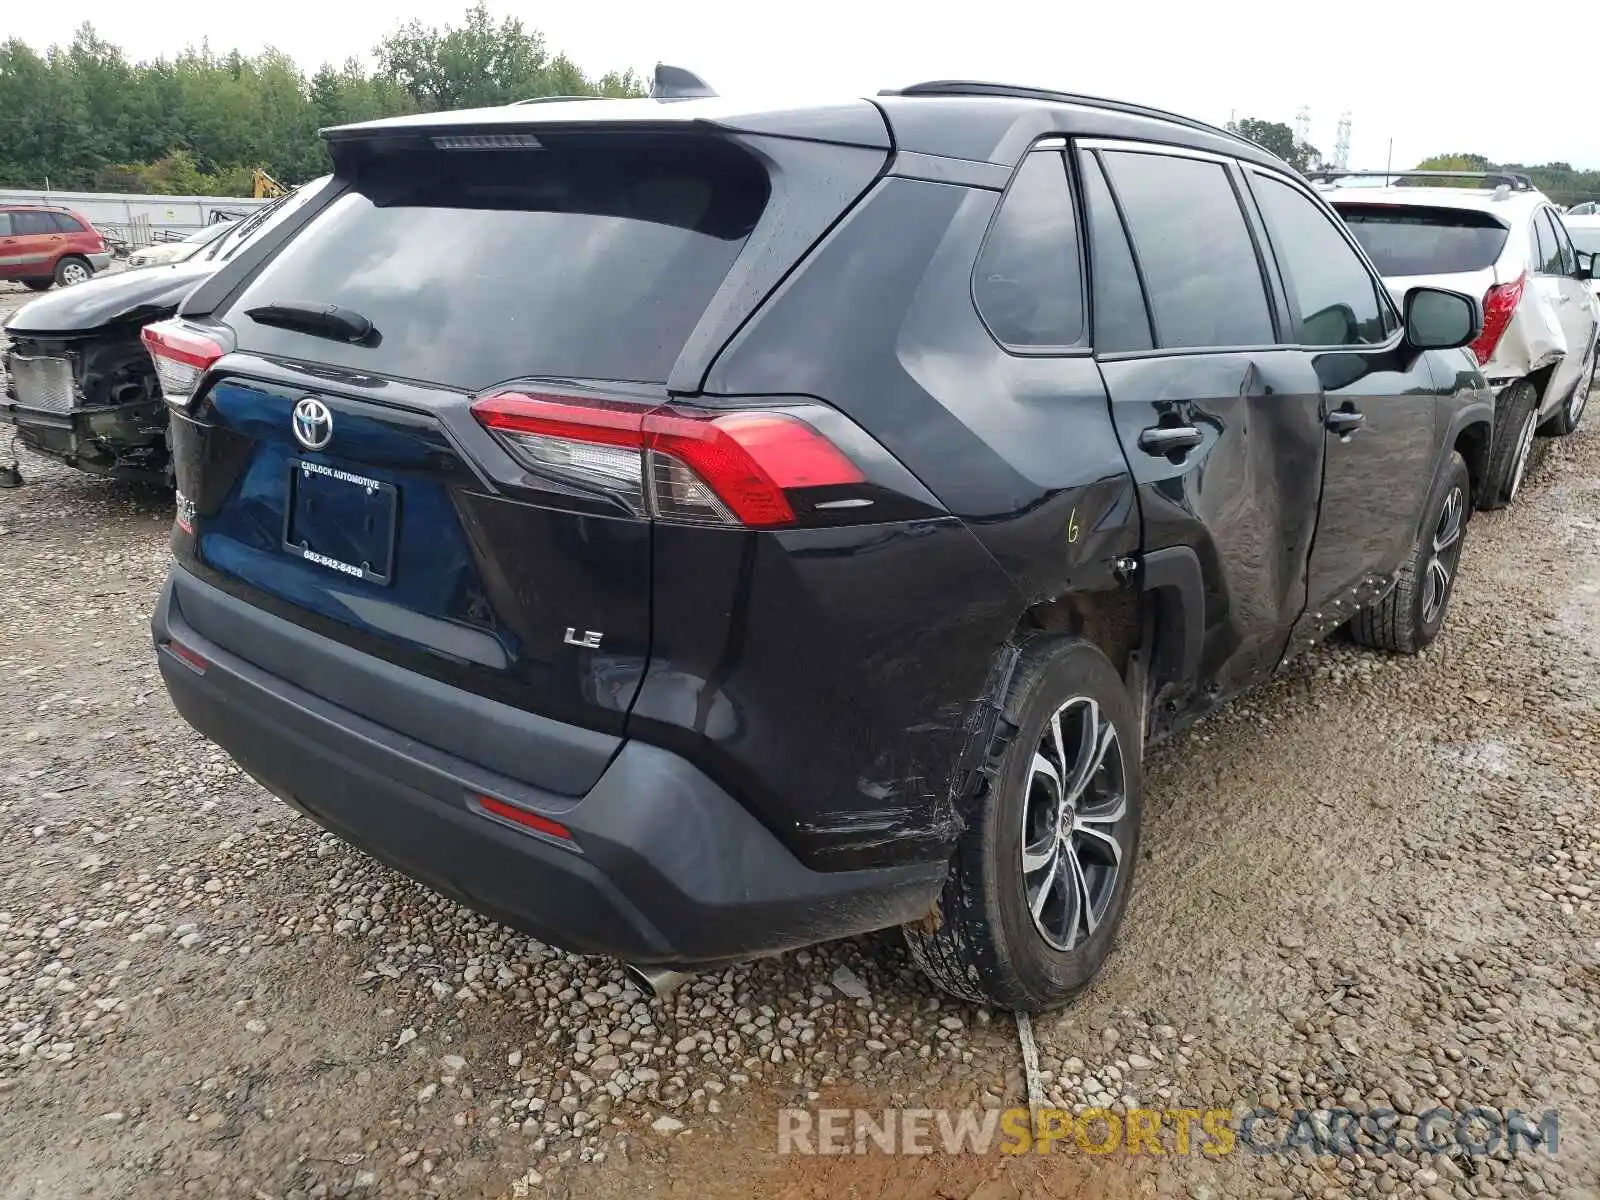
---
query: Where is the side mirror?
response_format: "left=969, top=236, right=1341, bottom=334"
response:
left=1404, top=286, right=1483, bottom=351
left=1577, top=250, right=1595, bottom=282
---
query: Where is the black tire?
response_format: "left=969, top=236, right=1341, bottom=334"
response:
left=1540, top=354, right=1594, bottom=437
left=1350, top=451, right=1470, bottom=655
left=53, top=256, right=92, bottom=287
left=22, top=279, right=52, bottom=292
left=1480, top=379, right=1540, bottom=510
left=903, top=635, right=1143, bottom=1012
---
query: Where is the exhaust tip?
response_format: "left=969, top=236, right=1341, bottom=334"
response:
left=625, top=964, right=695, bottom=1001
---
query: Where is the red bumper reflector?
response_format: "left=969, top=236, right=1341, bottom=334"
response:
left=477, top=794, right=573, bottom=841
left=166, top=640, right=208, bottom=674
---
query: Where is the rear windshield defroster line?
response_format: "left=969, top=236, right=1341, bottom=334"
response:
left=224, top=138, right=771, bottom=391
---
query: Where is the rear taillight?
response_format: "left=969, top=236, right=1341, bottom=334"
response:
left=472, top=391, right=866, bottom=527
left=141, top=319, right=225, bottom=408
left=1469, top=273, right=1525, bottom=367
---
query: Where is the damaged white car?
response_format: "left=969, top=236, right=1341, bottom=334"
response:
left=1320, top=171, right=1599, bottom=508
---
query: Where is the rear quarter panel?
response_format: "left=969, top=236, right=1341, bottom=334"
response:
left=676, top=174, right=1137, bottom=870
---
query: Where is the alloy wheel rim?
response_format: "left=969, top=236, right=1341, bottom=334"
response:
left=1508, top=411, right=1537, bottom=501
left=1020, top=696, right=1129, bottom=953
left=1421, top=485, right=1465, bottom=627
left=1571, top=367, right=1592, bottom=427
left=62, top=262, right=88, bottom=285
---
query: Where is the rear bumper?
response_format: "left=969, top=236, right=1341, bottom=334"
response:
left=152, top=566, right=945, bottom=966
left=87, top=253, right=112, bottom=272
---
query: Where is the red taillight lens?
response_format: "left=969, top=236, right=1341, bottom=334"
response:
left=646, top=409, right=864, bottom=526
left=1469, top=273, right=1525, bottom=367
left=471, top=391, right=865, bottom=528
left=142, top=319, right=225, bottom=407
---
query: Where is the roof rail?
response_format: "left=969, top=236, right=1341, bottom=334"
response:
left=508, top=95, right=607, bottom=106
left=881, top=80, right=1254, bottom=150
left=1308, top=168, right=1537, bottom=192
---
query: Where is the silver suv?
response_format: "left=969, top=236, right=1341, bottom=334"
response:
left=1319, top=171, right=1599, bottom=507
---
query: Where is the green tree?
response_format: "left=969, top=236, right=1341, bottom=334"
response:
left=1408, top=153, right=1600, bottom=206
left=0, top=6, right=643, bottom=193
left=1226, top=117, right=1320, bottom=173
left=1402, top=153, right=1492, bottom=186
left=374, top=2, right=643, bottom=109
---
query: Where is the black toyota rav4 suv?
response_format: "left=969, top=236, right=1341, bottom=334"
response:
left=149, top=75, right=1494, bottom=1011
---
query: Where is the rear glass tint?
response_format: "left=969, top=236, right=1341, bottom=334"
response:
left=1335, top=204, right=1509, bottom=276
left=973, top=150, right=1085, bottom=347
left=227, top=140, right=769, bottom=390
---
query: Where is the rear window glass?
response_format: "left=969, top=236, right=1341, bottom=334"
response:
left=1335, top=204, right=1509, bottom=276
left=973, top=150, right=1085, bottom=348
left=228, top=141, right=768, bottom=390
left=1101, top=151, right=1274, bottom=350
left=12, top=211, right=56, bottom=235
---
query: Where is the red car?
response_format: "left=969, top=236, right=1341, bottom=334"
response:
left=0, top=205, right=111, bottom=290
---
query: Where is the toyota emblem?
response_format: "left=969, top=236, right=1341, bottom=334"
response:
left=292, top=397, right=333, bottom=451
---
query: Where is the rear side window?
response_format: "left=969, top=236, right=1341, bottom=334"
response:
left=972, top=151, right=1085, bottom=348
left=1529, top=214, right=1557, bottom=274
left=1544, top=211, right=1576, bottom=275
left=0, top=213, right=11, bottom=236
left=1253, top=175, right=1388, bottom=347
left=51, top=213, right=86, bottom=233
left=1337, top=205, right=1509, bottom=276
left=12, top=211, right=55, bottom=235
left=1078, top=153, right=1151, bottom=352
left=1101, top=152, right=1274, bottom=349
left=227, top=141, right=769, bottom=390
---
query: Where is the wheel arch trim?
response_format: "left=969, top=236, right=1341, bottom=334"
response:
left=1140, top=546, right=1204, bottom=700
left=1440, top=399, right=1495, bottom=514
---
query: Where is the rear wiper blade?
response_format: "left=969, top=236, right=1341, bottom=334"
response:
left=245, top=302, right=375, bottom=344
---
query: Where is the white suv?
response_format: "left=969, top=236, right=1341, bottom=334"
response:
left=1319, top=171, right=1599, bottom=507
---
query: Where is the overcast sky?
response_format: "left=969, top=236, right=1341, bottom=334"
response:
left=10, top=1, right=1599, bottom=171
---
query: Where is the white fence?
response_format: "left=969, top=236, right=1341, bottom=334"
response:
left=0, top=188, right=273, bottom=248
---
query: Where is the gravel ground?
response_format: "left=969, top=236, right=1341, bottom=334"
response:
left=1, top=277, right=1597, bottom=1199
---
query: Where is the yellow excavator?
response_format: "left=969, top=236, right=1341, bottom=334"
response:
left=252, top=169, right=288, bottom=200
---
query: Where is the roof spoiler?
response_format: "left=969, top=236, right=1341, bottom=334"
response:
left=650, top=63, right=717, bottom=101
left=1309, top=169, right=1536, bottom=192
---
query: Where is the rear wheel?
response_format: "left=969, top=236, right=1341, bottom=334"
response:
left=1350, top=451, right=1469, bottom=655
left=22, top=278, right=52, bottom=292
left=1481, top=379, right=1539, bottom=509
left=1541, top=355, right=1594, bottom=437
left=54, top=256, right=92, bottom=287
left=903, top=636, right=1142, bottom=1012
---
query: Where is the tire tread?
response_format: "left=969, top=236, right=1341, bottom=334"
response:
left=1481, top=380, right=1539, bottom=509
left=1350, top=451, right=1469, bottom=656
left=902, top=634, right=1139, bottom=1012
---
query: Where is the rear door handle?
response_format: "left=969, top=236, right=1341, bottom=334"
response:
left=1137, top=425, right=1204, bottom=456
left=1326, top=409, right=1366, bottom=435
